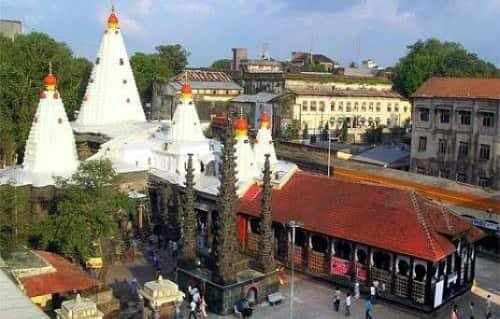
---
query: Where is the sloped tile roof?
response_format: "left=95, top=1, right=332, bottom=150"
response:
left=19, top=251, right=99, bottom=297
left=412, top=77, right=500, bottom=100
left=238, top=172, right=483, bottom=261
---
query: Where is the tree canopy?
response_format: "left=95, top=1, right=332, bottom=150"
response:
left=0, top=183, right=31, bottom=257
left=41, top=160, right=133, bottom=260
left=130, top=44, right=189, bottom=104
left=0, top=33, right=91, bottom=165
left=392, top=38, right=499, bottom=96
left=210, top=59, right=232, bottom=70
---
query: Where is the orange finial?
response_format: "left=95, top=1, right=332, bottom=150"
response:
left=234, top=115, right=248, bottom=137
left=260, top=112, right=270, bottom=129
left=180, top=71, right=192, bottom=99
left=107, top=5, right=119, bottom=29
left=43, top=62, right=57, bottom=91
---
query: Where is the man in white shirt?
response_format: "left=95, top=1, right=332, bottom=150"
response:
left=370, top=284, right=376, bottom=304
left=344, top=293, right=351, bottom=316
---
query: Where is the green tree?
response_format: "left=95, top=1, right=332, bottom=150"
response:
left=281, top=119, right=300, bottom=141
left=0, top=183, right=30, bottom=256
left=340, top=119, right=348, bottom=143
left=349, top=61, right=357, bottom=68
left=393, top=38, right=499, bottom=96
left=41, top=160, right=133, bottom=260
left=210, top=59, right=232, bottom=70
left=0, top=33, right=91, bottom=164
left=130, top=44, right=190, bottom=104
left=321, top=122, right=329, bottom=141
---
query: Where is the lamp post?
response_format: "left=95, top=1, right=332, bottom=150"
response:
left=288, top=220, right=304, bottom=319
left=327, top=118, right=335, bottom=177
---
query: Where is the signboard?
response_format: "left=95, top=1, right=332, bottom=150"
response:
left=331, top=257, right=351, bottom=277
left=355, top=265, right=368, bottom=281
left=470, top=219, right=500, bottom=234
left=434, top=280, right=444, bottom=307
left=86, top=257, right=103, bottom=269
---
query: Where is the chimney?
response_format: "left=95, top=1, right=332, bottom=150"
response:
left=232, top=48, right=247, bottom=71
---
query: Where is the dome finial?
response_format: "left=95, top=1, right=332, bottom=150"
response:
left=49, top=61, right=52, bottom=75
left=180, top=70, right=192, bottom=100
left=107, top=3, right=119, bottom=29
left=43, top=62, right=57, bottom=91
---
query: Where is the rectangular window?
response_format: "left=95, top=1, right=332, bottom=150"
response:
left=394, top=105, right=399, bottom=112
left=458, top=142, right=469, bottom=158
left=387, top=106, right=392, bottom=112
left=438, top=138, right=447, bottom=155
left=459, top=111, right=471, bottom=125
left=418, top=136, right=427, bottom=152
left=439, top=109, right=450, bottom=123
left=302, top=101, right=308, bottom=112
left=483, top=112, right=494, bottom=128
left=478, top=177, right=489, bottom=187
left=419, top=108, right=430, bottom=121
left=310, top=101, right=317, bottom=112
left=319, top=101, right=325, bottom=112
left=369, top=102, right=374, bottom=111
left=479, top=144, right=490, bottom=161
left=330, top=102, right=335, bottom=112
left=403, top=106, right=408, bottom=113
left=376, top=103, right=381, bottom=112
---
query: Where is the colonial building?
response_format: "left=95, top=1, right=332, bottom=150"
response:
left=230, top=48, right=286, bottom=94
left=410, top=77, right=500, bottom=189
left=290, top=52, right=339, bottom=72
left=151, top=69, right=243, bottom=121
left=291, top=87, right=411, bottom=134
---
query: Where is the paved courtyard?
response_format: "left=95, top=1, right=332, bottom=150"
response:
left=105, top=244, right=499, bottom=319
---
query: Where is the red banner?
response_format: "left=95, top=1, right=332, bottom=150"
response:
left=356, top=264, right=368, bottom=281
left=331, top=257, right=351, bottom=277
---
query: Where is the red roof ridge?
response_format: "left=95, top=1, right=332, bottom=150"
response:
left=409, top=192, right=440, bottom=259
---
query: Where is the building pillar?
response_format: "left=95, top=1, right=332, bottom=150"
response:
left=425, top=261, right=433, bottom=306
left=391, top=253, right=397, bottom=294
left=470, top=245, right=476, bottom=282
left=367, top=246, right=372, bottom=283
left=350, top=243, right=356, bottom=282
left=444, top=255, right=451, bottom=298
left=408, top=257, right=415, bottom=302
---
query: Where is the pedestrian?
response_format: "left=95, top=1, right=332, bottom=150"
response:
left=188, top=300, right=198, bottom=319
left=354, top=281, right=360, bottom=299
left=485, top=295, right=492, bottom=319
left=168, top=240, right=173, bottom=256
left=344, top=292, right=351, bottom=317
left=333, top=287, right=341, bottom=312
left=370, top=283, right=376, bottom=304
left=199, top=296, right=208, bottom=318
left=469, top=301, right=475, bottom=319
left=365, top=299, right=373, bottom=319
left=278, top=266, right=287, bottom=286
left=451, top=304, right=459, bottom=319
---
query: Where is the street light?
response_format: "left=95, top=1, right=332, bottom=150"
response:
left=327, top=117, right=335, bottom=177
left=288, top=220, right=304, bottom=319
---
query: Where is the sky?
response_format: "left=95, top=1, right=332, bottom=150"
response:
left=1, top=0, right=500, bottom=68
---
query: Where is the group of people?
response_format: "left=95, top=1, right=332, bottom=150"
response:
left=332, top=283, right=377, bottom=318
left=451, top=294, right=493, bottom=319
left=187, top=285, right=208, bottom=319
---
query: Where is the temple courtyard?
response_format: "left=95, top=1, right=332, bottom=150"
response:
left=105, top=243, right=499, bottom=319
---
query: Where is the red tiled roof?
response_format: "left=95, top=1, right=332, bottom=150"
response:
left=20, top=251, right=99, bottom=297
left=238, top=172, right=484, bottom=262
left=211, top=115, right=228, bottom=126
left=412, top=77, right=500, bottom=100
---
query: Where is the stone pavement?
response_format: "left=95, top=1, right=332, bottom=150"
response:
left=105, top=243, right=499, bottom=319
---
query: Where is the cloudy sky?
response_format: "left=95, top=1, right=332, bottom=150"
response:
left=2, top=0, right=499, bottom=67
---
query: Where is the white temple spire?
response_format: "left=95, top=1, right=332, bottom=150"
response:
left=22, top=66, right=79, bottom=185
left=234, top=115, right=259, bottom=182
left=75, top=5, right=146, bottom=126
left=254, top=112, right=277, bottom=169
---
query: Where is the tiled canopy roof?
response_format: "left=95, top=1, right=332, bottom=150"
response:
left=412, top=77, right=500, bottom=100
left=19, top=251, right=99, bottom=297
left=238, top=172, right=483, bottom=262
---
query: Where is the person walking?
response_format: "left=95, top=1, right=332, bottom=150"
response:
left=172, top=240, right=179, bottom=257
left=485, top=295, right=492, bottom=319
left=333, top=287, right=341, bottom=312
left=365, top=299, right=373, bottom=319
left=451, top=304, right=459, bottom=319
left=199, top=296, right=208, bottom=318
left=188, top=300, right=198, bottom=319
left=354, top=281, right=360, bottom=299
left=344, top=292, right=351, bottom=317
left=370, top=283, right=376, bottom=304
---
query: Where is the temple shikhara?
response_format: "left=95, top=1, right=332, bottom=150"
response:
left=0, top=4, right=487, bottom=317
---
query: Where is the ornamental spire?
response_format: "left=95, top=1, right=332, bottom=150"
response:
left=258, top=154, right=275, bottom=273
left=107, top=4, right=119, bottom=29
left=213, top=115, right=239, bottom=284
left=181, top=153, right=197, bottom=266
left=43, top=62, right=57, bottom=91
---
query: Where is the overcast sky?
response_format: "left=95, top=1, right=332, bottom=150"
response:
left=2, top=0, right=499, bottom=67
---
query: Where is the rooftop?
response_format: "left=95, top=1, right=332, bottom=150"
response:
left=286, top=72, right=392, bottom=84
left=412, top=77, right=500, bottom=100
left=290, top=88, right=405, bottom=99
left=230, top=92, right=281, bottom=103
left=238, top=172, right=484, bottom=262
left=18, top=251, right=99, bottom=297
left=172, top=69, right=234, bottom=82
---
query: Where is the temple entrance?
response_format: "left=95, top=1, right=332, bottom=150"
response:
left=274, top=224, right=287, bottom=262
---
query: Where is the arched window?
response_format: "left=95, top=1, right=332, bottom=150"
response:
left=398, top=260, right=409, bottom=276
left=414, top=264, right=427, bottom=282
left=311, top=235, right=328, bottom=253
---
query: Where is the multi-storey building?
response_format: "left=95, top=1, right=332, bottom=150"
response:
left=287, top=73, right=411, bottom=134
left=410, top=77, right=500, bottom=189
